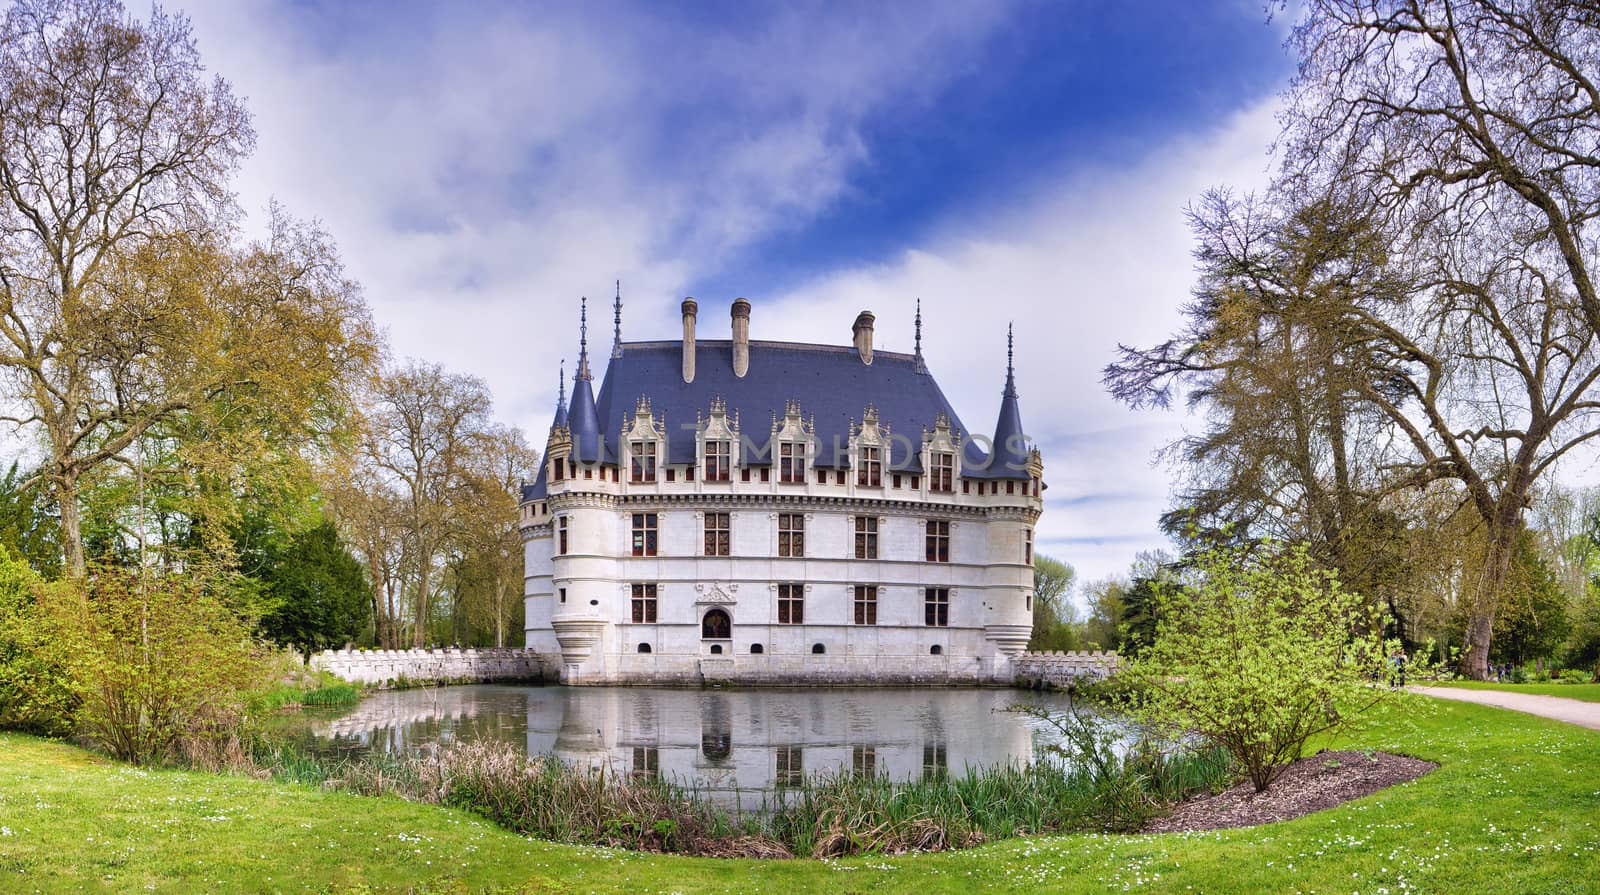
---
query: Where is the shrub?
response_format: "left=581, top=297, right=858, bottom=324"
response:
left=38, top=568, right=268, bottom=765
left=1558, top=668, right=1593, bottom=684
left=1121, top=543, right=1393, bottom=792
left=0, top=546, right=75, bottom=735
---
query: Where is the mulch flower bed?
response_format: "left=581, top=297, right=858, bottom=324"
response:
left=1144, top=749, right=1437, bottom=833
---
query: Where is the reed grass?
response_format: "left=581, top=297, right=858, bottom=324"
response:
left=249, top=731, right=1233, bottom=859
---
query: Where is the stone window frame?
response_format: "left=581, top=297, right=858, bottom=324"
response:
left=630, top=582, right=658, bottom=623
left=703, top=511, right=731, bottom=556
left=704, top=439, right=732, bottom=482
left=778, top=512, right=805, bottom=558
left=556, top=515, right=569, bottom=555
left=929, top=450, right=955, bottom=492
left=777, top=583, right=805, bottom=624
left=852, top=584, right=878, bottom=626
left=924, top=587, right=950, bottom=627
left=631, top=512, right=658, bottom=557
left=925, top=519, right=951, bottom=563
left=853, top=515, right=879, bottom=559
left=778, top=441, right=807, bottom=484
left=630, top=439, right=658, bottom=483
left=857, top=444, right=882, bottom=487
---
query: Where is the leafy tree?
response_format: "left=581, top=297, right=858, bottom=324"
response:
left=1116, top=573, right=1161, bottom=658
left=0, top=462, right=59, bottom=577
left=1080, top=577, right=1126, bottom=652
left=441, top=426, right=537, bottom=647
left=1492, top=532, right=1572, bottom=667
left=1107, top=194, right=1403, bottom=595
left=0, top=2, right=375, bottom=577
left=1027, top=555, right=1078, bottom=652
left=1123, top=544, right=1392, bottom=792
left=252, top=520, right=369, bottom=661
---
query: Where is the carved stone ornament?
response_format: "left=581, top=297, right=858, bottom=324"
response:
left=694, top=583, right=739, bottom=605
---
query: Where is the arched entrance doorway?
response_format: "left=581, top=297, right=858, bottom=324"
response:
left=701, top=608, right=731, bottom=640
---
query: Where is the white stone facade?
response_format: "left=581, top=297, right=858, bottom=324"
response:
left=521, top=299, right=1044, bottom=686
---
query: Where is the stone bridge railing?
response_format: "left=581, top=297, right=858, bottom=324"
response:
left=311, top=647, right=549, bottom=687
left=1013, top=650, right=1121, bottom=689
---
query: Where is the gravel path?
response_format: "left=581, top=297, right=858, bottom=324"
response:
left=1411, top=686, right=1600, bottom=731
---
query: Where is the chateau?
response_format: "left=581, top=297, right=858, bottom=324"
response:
left=520, top=294, right=1044, bottom=685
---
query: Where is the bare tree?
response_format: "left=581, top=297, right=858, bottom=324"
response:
left=1133, top=0, right=1600, bottom=679
left=364, top=362, right=494, bottom=648
left=0, top=0, right=254, bottom=574
left=1112, top=174, right=1600, bottom=679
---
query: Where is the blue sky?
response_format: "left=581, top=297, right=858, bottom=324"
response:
left=184, top=0, right=1295, bottom=592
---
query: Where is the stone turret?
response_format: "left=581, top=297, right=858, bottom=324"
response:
left=989, top=323, right=1029, bottom=476
left=569, top=298, right=602, bottom=463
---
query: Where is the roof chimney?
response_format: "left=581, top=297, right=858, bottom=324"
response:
left=852, top=310, right=875, bottom=365
left=681, top=298, right=698, bottom=383
left=731, top=298, right=751, bottom=378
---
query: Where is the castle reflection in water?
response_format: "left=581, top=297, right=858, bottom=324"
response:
left=304, top=685, right=1076, bottom=810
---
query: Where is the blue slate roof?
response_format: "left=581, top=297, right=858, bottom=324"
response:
left=526, top=337, right=1032, bottom=502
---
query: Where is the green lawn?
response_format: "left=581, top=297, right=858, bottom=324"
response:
left=2, top=696, right=1598, bottom=894
left=1430, top=680, right=1600, bottom=703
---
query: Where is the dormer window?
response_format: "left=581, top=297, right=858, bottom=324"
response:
left=930, top=451, right=954, bottom=492
left=631, top=440, right=657, bottom=483
left=858, top=445, right=881, bottom=487
left=779, top=442, right=806, bottom=484
left=706, top=440, right=731, bottom=481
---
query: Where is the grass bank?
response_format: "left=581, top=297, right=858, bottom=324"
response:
left=2, top=696, right=1598, bottom=893
left=1430, top=680, right=1600, bottom=703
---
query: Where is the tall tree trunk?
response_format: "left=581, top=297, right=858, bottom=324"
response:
left=367, top=557, right=385, bottom=647
left=494, top=570, right=505, bottom=648
left=413, top=553, right=432, bottom=648
left=1461, top=507, right=1521, bottom=680
left=55, top=473, right=85, bottom=578
left=384, top=577, right=399, bottom=649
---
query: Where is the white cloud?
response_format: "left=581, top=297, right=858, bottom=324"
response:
left=761, top=101, right=1282, bottom=586
left=182, top=0, right=1019, bottom=424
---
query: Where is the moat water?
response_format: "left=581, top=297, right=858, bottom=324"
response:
left=289, top=684, right=1082, bottom=810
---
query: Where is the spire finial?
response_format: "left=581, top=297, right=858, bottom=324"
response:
left=913, top=298, right=926, bottom=374
left=558, top=359, right=567, bottom=411
left=1003, top=322, right=1017, bottom=397
left=578, top=297, right=592, bottom=381
left=611, top=280, right=623, bottom=359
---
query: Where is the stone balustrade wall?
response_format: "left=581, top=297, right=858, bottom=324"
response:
left=311, top=647, right=549, bottom=687
left=1013, top=650, right=1121, bottom=688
